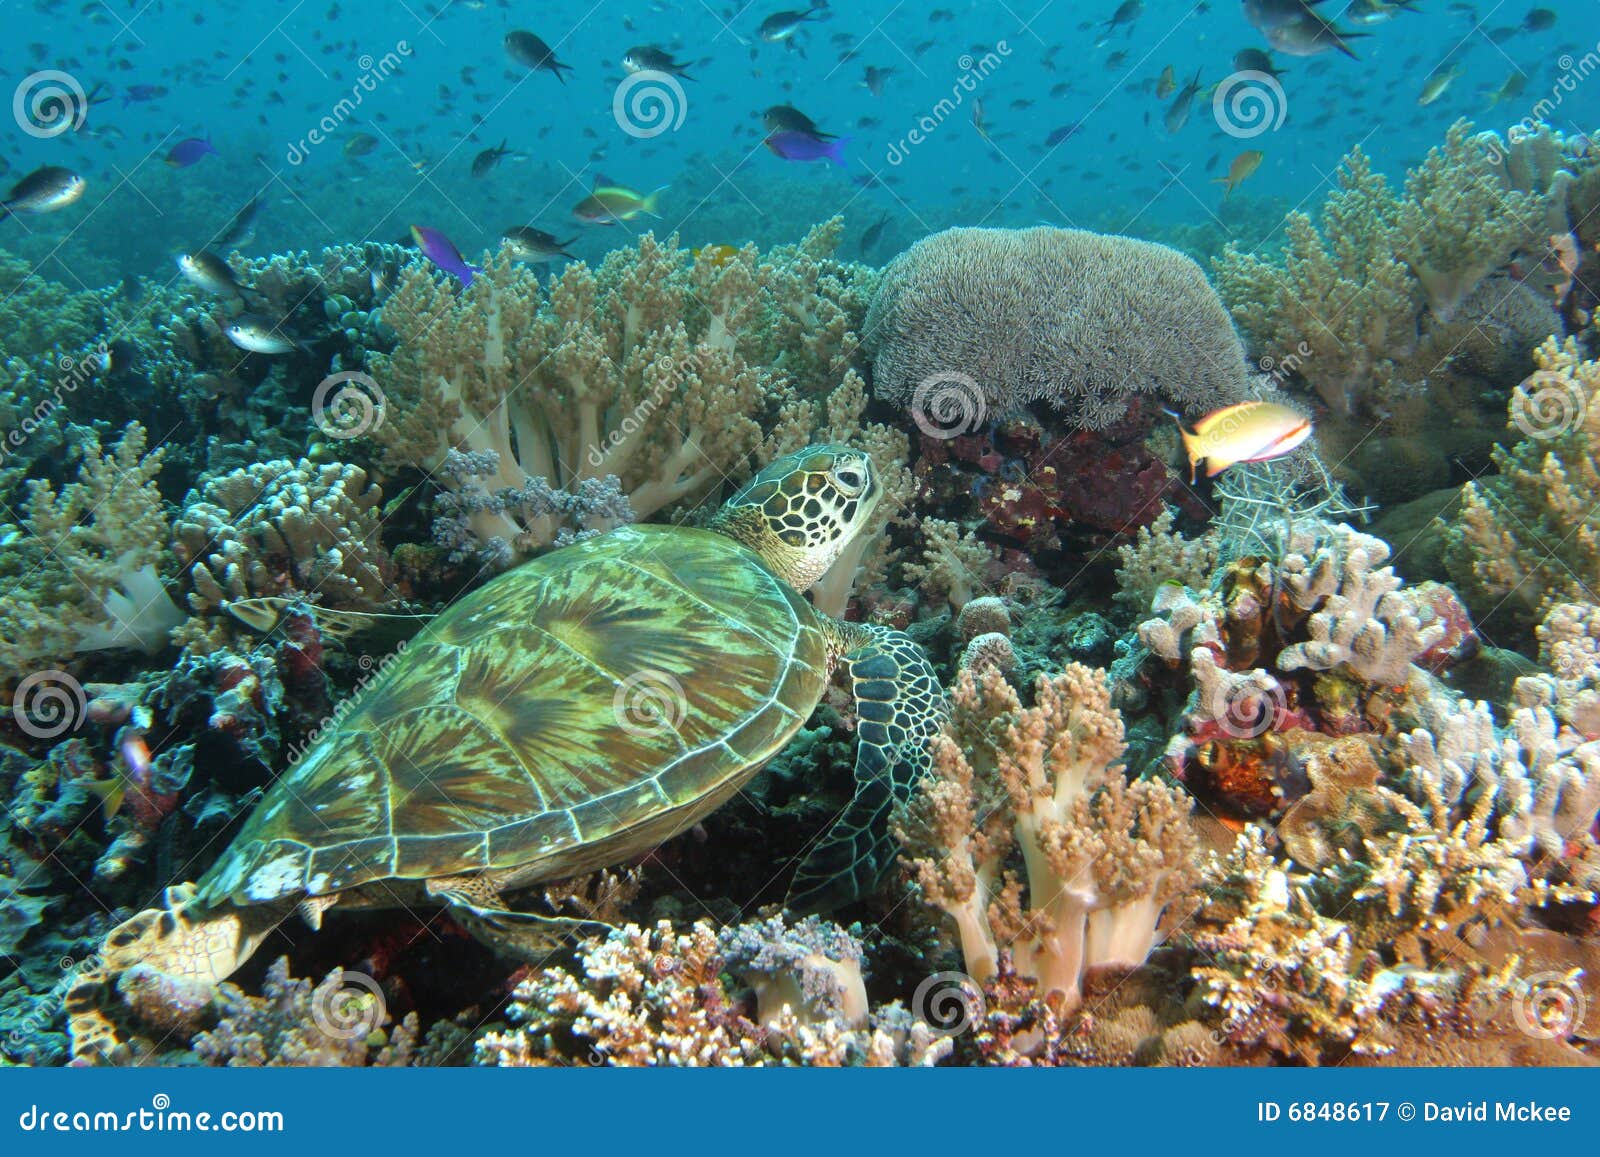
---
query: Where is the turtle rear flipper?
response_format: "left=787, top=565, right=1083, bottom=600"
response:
left=66, top=883, right=287, bottom=1064
left=789, top=623, right=946, bottom=911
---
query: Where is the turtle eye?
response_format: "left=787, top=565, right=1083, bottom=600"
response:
left=831, top=464, right=866, bottom=496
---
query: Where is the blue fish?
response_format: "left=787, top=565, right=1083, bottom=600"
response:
left=410, top=225, right=483, bottom=287
left=165, top=137, right=217, bottom=167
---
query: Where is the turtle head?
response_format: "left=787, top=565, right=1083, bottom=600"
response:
left=710, top=444, right=880, bottom=591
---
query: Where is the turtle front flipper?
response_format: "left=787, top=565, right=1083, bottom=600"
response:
left=789, top=622, right=946, bottom=911
left=65, top=883, right=288, bottom=1064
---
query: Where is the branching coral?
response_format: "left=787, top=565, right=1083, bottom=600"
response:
left=0, top=423, right=184, bottom=676
left=896, top=664, right=1199, bottom=1014
left=1114, top=507, right=1220, bottom=615
left=1215, top=121, right=1551, bottom=418
left=171, top=457, right=398, bottom=612
left=900, top=517, right=994, bottom=612
left=475, top=919, right=948, bottom=1067
left=1443, top=337, right=1600, bottom=638
left=368, top=222, right=874, bottom=563
left=864, top=226, right=1251, bottom=430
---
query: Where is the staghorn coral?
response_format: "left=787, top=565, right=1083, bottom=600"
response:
left=171, top=457, right=398, bottom=612
left=864, top=226, right=1250, bottom=430
left=1114, top=507, right=1220, bottom=616
left=1443, top=338, right=1600, bottom=640
left=474, top=919, right=948, bottom=1067
left=0, top=423, right=184, bottom=676
left=1534, top=601, right=1600, bottom=739
left=896, top=664, right=1200, bottom=1015
left=368, top=222, right=874, bottom=562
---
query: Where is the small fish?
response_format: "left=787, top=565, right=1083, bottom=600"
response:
left=693, top=243, right=743, bottom=267
left=859, top=212, right=892, bottom=255
left=573, top=183, right=666, bottom=224
left=0, top=165, right=87, bottom=217
left=165, top=136, right=217, bottom=167
left=765, top=130, right=850, bottom=166
left=1155, top=64, right=1176, bottom=99
left=1045, top=120, right=1083, bottom=146
left=1344, top=0, right=1423, bottom=25
left=505, top=30, right=573, bottom=82
left=502, top=225, right=578, bottom=263
left=1163, top=69, right=1202, bottom=134
left=224, top=313, right=306, bottom=355
left=1232, top=47, right=1286, bottom=78
left=622, top=46, right=696, bottom=80
left=343, top=132, right=379, bottom=157
left=1268, top=14, right=1366, bottom=58
left=861, top=65, right=894, bottom=96
left=1096, top=0, right=1143, bottom=46
left=470, top=139, right=516, bottom=178
left=1485, top=70, right=1527, bottom=107
left=121, top=83, right=168, bottom=106
left=1167, top=402, right=1313, bottom=481
left=972, top=99, right=991, bottom=143
left=763, top=104, right=836, bottom=139
left=1215, top=150, right=1264, bottom=198
left=410, top=224, right=483, bottom=286
left=758, top=3, right=829, bottom=45
left=216, top=194, right=261, bottom=250
left=177, top=250, right=256, bottom=299
left=1418, top=64, right=1463, bottom=106
left=1522, top=6, right=1557, bottom=32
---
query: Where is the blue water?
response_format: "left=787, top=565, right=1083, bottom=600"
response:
left=4, top=0, right=1596, bottom=280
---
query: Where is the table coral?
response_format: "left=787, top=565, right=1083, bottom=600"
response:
left=172, top=457, right=397, bottom=612
left=368, top=222, right=874, bottom=563
left=864, top=226, right=1251, bottom=430
left=896, top=664, right=1199, bottom=1015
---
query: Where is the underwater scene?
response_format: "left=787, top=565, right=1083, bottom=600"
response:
left=0, top=0, right=1596, bottom=1071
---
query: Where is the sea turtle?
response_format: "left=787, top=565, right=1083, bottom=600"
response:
left=67, top=444, right=945, bottom=1061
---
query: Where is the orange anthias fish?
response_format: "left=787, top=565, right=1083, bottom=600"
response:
left=1215, top=150, right=1264, bottom=199
left=1167, top=401, right=1313, bottom=482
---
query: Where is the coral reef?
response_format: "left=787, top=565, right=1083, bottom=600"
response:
left=172, top=457, right=398, bottom=612
left=864, top=225, right=1251, bottom=430
left=368, top=222, right=877, bottom=563
left=1444, top=337, right=1600, bottom=641
left=896, top=664, right=1200, bottom=1015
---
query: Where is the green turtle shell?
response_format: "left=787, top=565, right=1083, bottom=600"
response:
left=197, top=524, right=830, bottom=908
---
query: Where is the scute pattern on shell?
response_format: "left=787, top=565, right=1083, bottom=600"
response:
left=197, top=525, right=831, bottom=907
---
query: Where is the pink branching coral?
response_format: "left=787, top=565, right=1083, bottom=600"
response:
left=896, top=664, right=1200, bottom=1014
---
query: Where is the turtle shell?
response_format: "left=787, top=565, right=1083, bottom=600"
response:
left=196, top=525, right=830, bottom=908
